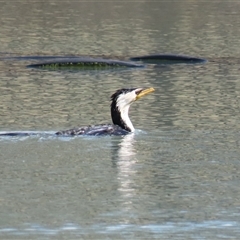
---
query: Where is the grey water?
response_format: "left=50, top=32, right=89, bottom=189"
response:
left=1, top=1, right=240, bottom=239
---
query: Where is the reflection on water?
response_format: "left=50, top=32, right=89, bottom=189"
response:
left=116, top=134, right=137, bottom=221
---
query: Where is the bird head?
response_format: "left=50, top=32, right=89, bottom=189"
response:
left=111, top=87, right=155, bottom=132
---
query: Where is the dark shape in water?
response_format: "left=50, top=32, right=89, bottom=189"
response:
left=27, top=57, right=144, bottom=69
left=0, top=132, right=28, bottom=137
left=1, top=55, right=76, bottom=61
left=0, top=128, right=126, bottom=137
left=0, top=131, right=52, bottom=138
left=130, top=54, right=207, bottom=64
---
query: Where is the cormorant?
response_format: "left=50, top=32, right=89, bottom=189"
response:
left=56, top=87, right=155, bottom=136
left=0, top=87, right=154, bottom=137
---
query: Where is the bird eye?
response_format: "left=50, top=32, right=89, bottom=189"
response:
left=135, top=89, right=143, bottom=95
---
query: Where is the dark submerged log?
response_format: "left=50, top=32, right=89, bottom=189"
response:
left=27, top=58, right=144, bottom=69
left=130, top=54, right=207, bottom=64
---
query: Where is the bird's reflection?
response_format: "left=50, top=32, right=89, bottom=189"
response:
left=113, top=133, right=138, bottom=218
left=118, top=133, right=136, bottom=159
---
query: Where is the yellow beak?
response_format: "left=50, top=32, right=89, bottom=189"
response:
left=136, top=87, right=155, bottom=100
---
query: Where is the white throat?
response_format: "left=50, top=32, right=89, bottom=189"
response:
left=116, top=92, right=136, bottom=132
left=120, top=104, right=135, bottom=132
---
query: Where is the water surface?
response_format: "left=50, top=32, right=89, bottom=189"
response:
left=1, top=1, right=240, bottom=239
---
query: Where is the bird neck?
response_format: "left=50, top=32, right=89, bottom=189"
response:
left=111, top=102, right=135, bottom=132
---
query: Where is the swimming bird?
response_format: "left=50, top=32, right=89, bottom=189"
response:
left=56, top=87, right=155, bottom=136
left=0, top=87, right=154, bottom=137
